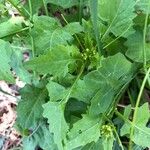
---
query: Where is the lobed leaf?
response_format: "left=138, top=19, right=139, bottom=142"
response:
left=73, top=53, right=135, bottom=116
left=99, top=0, right=136, bottom=38
left=43, top=102, right=69, bottom=150
left=30, top=16, right=83, bottom=54
left=16, top=85, right=47, bottom=129
left=24, top=45, right=82, bottom=77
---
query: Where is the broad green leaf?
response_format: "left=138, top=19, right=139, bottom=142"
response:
left=65, top=115, right=101, bottom=150
left=0, top=40, right=15, bottom=83
left=99, top=0, right=136, bottom=38
left=24, top=45, right=81, bottom=77
left=46, top=0, right=79, bottom=8
left=17, top=85, right=47, bottom=129
left=23, top=123, right=57, bottom=150
left=0, top=17, right=25, bottom=38
left=88, top=53, right=134, bottom=116
left=43, top=102, right=69, bottom=150
left=74, top=53, right=134, bottom=116
left=121, top=103, right=150, bottom=148
left=30, top=16, right=83, bottom=54
left=125, top=31, right=150, bottom=62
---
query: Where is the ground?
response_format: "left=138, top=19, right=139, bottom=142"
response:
left=0, top=80, right=24, bottom=150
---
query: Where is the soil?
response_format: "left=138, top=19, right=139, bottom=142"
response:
left=0, top=80, right=24, bottom=150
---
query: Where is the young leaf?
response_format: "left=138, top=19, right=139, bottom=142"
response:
left=99, top=0, right=136, bottom=39
left=125, top=31, right=150, bottom=62
left=16, top=85, right=47, bottom=129
left=65, top=115, right=102, bottom=150
left=0, top=40, right=15, bottom=83
left=24, top=45, right=82, bottom=77
left=43, top=102, right=69, bottom=150
left=121, top=103, right=150, bottom=148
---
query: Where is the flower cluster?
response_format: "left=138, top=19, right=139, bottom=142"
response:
left=101, top=124, right=113, bottom=138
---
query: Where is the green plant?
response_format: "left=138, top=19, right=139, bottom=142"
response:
left=1, top=0, right=150, bottom=150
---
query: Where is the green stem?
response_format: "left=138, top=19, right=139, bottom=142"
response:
left=113, top=126, right=124, bottom=150
left=129, top=67, right=150, bottom=150
left=28, top=0, right=33, bottom=21
left=42, top=0, right=48, bottom=16
left=127, top=90, right=135, bottom=107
